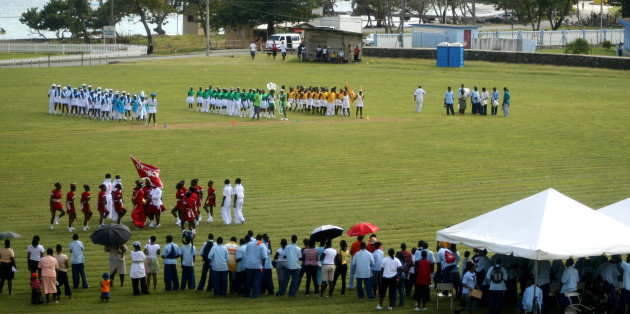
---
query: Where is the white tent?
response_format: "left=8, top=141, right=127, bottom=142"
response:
left=436, top=188, right=630, bottom=260
left=598, top=197, right=630, bottom=227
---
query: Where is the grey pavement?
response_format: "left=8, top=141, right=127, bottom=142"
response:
left=1, top=49, right=250, bottom=68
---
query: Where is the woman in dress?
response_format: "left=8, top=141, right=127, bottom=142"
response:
left=38, top=248, right=59, bottom=303
left=144, top=236, right=160, bottom=290
left=147, top=93, right=157, bottom=127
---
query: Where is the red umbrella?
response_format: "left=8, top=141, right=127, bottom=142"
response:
left=347, top=222, right=380, bottom=236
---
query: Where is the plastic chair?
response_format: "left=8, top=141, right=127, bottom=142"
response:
left=435, top=283, right=454, bottom=311
left=565, top=291, right=592, bottom=313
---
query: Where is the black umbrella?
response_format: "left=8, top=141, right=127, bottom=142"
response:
left=90, top=224, right=132, bottom=246
left=0, top=231, right=21, bottom=240
left=310, top=225, right=344, bottom=242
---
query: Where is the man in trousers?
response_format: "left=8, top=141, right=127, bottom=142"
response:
left=233, top=178, right=245, bottom=224
left=221, top=179, right=233, bottom=225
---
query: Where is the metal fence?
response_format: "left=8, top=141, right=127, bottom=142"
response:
left=0, top=43, right=148, bottom=66
left=478, top=29, right=623, bottom=47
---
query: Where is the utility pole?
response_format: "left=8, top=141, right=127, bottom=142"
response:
left=206, top=0, right=210, bottom=56
left=472, top=0, right=476, bottom=25
left=110, top=0, right=115, bottom=44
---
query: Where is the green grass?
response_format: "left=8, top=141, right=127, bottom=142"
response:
left=539, top=46, right=619, bottom=56
left=0, top=55, right=629, bottom=312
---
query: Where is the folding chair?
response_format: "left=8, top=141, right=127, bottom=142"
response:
left=564, top=291, right=592, bottom=313
left=435, top=283, right=454, bottom=311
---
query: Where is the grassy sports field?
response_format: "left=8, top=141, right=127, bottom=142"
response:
left=0, top=54, right=629, bottom=313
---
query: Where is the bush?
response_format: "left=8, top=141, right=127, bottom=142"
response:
left=565, top=38, right=590, bottom=54
left=602, top=40, right=611, bottom=49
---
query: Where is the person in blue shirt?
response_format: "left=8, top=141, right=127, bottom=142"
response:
left=244, top=234, right=267, bottom=298
left=68, top=234, right=88, bottom=289
left=276, top=235, right=302, bottom=297
left=234, top=238, right=247, bottom=295
left=502, top=87, right=510, bottom=117
left=371, top=242, right=384, bottom=297
left=619, top=255, right=630, bottom=314
left=351, top=242, right=375, bottom=299
left=454, top=261, right=478, bottom=313
left=316, top=240, right=325, bottom=286
left=261, top=234, right=274, bottom=295
left=180, top=231, right=197, bottom=290
left=522, top=279, right=543, bottom=313
left=208, top=237, right=229, bottom=296
left=161, top=235, right=180, bottom=290
left=491, top=87, right=500, bottom=115
left=197, top=234, right=214, bottom=292
left=444, top=86, right=455, bottom=116
left=471, top=86, right=481, bottom=115
left=558, top=258, right=579, bottom=313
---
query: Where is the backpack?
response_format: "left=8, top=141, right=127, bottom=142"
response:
left=165, top=243, right=178, bottom=259
left=491, top=266, right=504, bottom=284
left=445, top=250, right=455, bottom=263
left=201, top=240, right=213, bottom=263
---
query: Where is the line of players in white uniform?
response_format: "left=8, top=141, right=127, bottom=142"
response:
left=47, top=83, right=159, bottom=125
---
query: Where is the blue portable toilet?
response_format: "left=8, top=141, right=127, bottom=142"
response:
left=436, top=42, right=450, bottom=67
left=448, top=43, right=464, bottom=67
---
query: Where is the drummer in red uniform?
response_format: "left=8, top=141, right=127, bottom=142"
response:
left=66, top=183, right=77, bottom=232
left=191, top=179, right=203, bottom=224
left=112, top=183, right=127, bottom=224
left=171, top=181, right=186, bottom=227
left=183, top=191, right=197, bottom=233
left=97, top=184, right=109, bottom=226
left=50, top=182, right=66, bottom=230
left=81, top=185, right=92, bottom=232
left=203, top=180, right=216, bottom=223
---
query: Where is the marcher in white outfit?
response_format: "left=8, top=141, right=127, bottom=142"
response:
left=103, top=174, right=114, bottom=223
left=48, top=84, right=56, bottom=114
left=414, top=86, right=426, bottom=113
left=221, top=179, right=233, bottom=225
left=233, top=178, right=245, bottom=224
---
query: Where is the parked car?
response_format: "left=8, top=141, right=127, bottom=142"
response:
left=265, top=33, right=301, bottom=50
left=363, top=35, right=374, bottom=46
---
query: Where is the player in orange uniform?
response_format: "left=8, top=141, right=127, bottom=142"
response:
left=66, top=183, right=77, bottom=232
left=203, top=180, right=216, bottom=223
left=112, top=183, right=127, bottom=224
left=97, top=184, right=110, bottom=226
left=81, top=185, right=92, bottom=231
left=50, top=182, right=65, bottom=230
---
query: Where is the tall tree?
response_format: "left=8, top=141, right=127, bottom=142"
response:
left=20, top=0, right=92, bottom=41
left=321, top=0, right=337, bottom=16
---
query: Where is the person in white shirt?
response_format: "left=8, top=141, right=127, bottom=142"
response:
left=249, top=41, right=257, bottom=59
left=320, top=240, right=338, bottom=298
left=143, top=236, right=160, bottom=290
left=233, top=178, right=245, bottom=224
left=414, top=85, right=426, bottom=113
left=48, top=84, right=56, bottom=114
left=558, top=258, right=579, bottom=313
left=486, top=258, right=508, bottom=314
left=491, top=87, right=500, bottom=116
left=149, top=185, right=163, bottom=228
left=280, top=42, right=287, bottom=60
left=376, top=248, right=402, bottom=310
left=221, top=179, right=233, bottom=225
left=130, top=241, right=149, bottom=295
left=103, top=174, right=114, bottom=221
left=354, top=90, right=364, bottom=119
left=480, top=87, right=489, bottom=116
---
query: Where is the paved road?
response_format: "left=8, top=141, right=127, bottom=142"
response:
left=1, top=49, right=251, bottom=68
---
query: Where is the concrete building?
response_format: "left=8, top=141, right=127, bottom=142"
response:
left=303, top=28, right=363, bottom=61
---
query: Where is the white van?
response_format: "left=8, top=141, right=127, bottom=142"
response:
left=265, top=33, right=302, bottom=50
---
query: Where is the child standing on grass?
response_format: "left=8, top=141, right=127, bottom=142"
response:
left=30, top=273, right=43, bottom=305
left=100, top=273, right=111, bottom=302
left=204, top=180, right=215, bottom=223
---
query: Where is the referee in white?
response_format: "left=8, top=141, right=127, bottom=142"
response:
left=414, top=85, right=426, bottom=113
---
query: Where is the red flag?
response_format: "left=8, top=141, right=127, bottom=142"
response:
left=131, top=156, right=163, bottom=188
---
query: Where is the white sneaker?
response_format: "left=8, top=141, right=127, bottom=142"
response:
left=421, top=307, right=427, bottom=311
left=50, top=224, right=54, bottom=230
left=195, top=220, right=200, bottom=226
left=376, top=305, right=382, bottom=310
left=387, top=306, right=392, bottom=310
left=68, top=227, right=73, bottom=232
left=82, top=226, right=87, bottom=232
left=414, top=307, right=420, bottom=311
left=155, top=224, right=161, bottom=228
left=148, top=221, right=155, bottom=228
left=206, top=216, right=213, bottom=223
left=54, top=218, right=59, bottom=225
left=175, top=218, right=181, bottom=225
